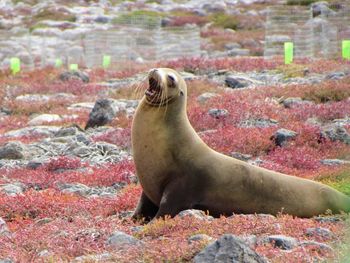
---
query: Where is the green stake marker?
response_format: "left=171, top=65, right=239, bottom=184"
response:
left=55, top=58, right=63, bottom=68
left=342, top=40, right=350, bottom=60
left=69, top=64, right=78, bottom=71
left=10, top=57, right=21, bottom=75
left=103, top=55, right=111, bottom=68
left=284, top=42, right=293, bottom=65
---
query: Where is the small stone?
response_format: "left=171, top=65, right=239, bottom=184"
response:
left=38, top=249, right=51, bottom=257
left=240, top=118, right=278, bottom=128
left=267, top=235, right=298, bottom=250
left=226, top=48, right=250, bottom=57
left=208, top=109, right=228, bottom=119
left=188, top=234, right=213, bottom=244
left=178, top=209, right=214, bottom=221
left=28, top=114, right=62, bottom=126
left=59, top=71, right=89, bottom=83
left=55, top=126, right=80, bottom=137
left=0, top=217, right=10, bottom=236
left=0, top=259, right=13, bottom=263
left=321, top=125, right=350, bottom=144
left=194, top=234, right=268, bottom=263
left=58, top=183, right=90, bottom=196
left=230, top=152, right=252, bottom=161
left=73, top=253, right=112, bottom=262
left=320, top=159, right=350, bottom=166
left=0, top=141, right=25, bottom=160
left=130, top=226, right=144, bottom=233
left=273, top=128, right=297, bottom=147
left=0, top=183, right=25, bottom=196
left=306, top=227, right=334, bottom=239
left=281, top=97, right=312, bottom=108
left=225, top=75, right=254, bottom=89
left=299, top=241, right=333, bottom=252
left=313, top=216, right=341, bottom=223
left=326, top=71, right=346, bottom=80
left=26, top=160, right=44, bottom=170
left=197, top=92, right=218, bottom=103
left=35, top=218, right=53, bottom=226
left=106, top=231, right=141, bottom=248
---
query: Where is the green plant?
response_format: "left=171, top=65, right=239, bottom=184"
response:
left=210, top=13, right=239, bottom=30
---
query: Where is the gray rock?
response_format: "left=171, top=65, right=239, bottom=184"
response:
left=106, top=231, right=141, bottom=247
left=94, top=16, right=110, bottom=23
left=59, top=70, right=89, bottom=83
left=0, top=141, right=25, bottom=160
left=58, top=183, right=90, bottom=196
left=178, top=209, right=214, bottom=221
left=281, top=97, right=312, bottom=109
left=230, top=152, right=252, bottom=161
left=313, top=216, right=341, bottom=223
left=0, top=217, right=10, bottom=236
left=0, top=107, right=11, bottom=116
left=26, top=160, right=45, bottom=170
left=311, top=1, right=333, bottom=17
left=188, top=234, right=214, bottom=244
left=130, top=226, right=144, bottom=233
left=55, top=126, right=81, bottom=137
left=85, top=99, right=116, bottom=130
left=227, top=48, right=250, bottom=57
left=326, top=71, right=346, bottom=80
left=197, top=92, right=218, bottom=103
left=225, top=75, right=254, bottom=89
left=0, top=259, right=13, bottom=263
left=273, top=128, right=297, bottom=147
left=321, top=125, right=350, bottom=144
left=208, top=109, right=229, bottom=119
left=240, top=118, right=278, bottom=128
left=28, top=114, right=62, bottom=126
left=299, top=241, right=333, bottom=252
left=321, top=159, right=350, bottom=166
left=37, top=249, right=51, bottom=257
left=240, top=235, right=258, bottom=248
left=306, top=227, right=334, bottom=239
left=194, top=234, right=268, bottom=263
left=0, top=183, right=25, bottom=196
left=73, top=253, right=112, bottom=262
left=267, top=235, right=298, bottom=250
left=15, top=94, right=50, bottom=103
left=4, top=126, right=61, bottom=138
left=224, top=43, right=242, bottom=50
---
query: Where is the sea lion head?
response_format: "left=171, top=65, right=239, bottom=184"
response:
left=145, top=68, right=186, bottom=106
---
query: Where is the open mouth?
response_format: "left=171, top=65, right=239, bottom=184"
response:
left=145, top=76, right=161, bottom=98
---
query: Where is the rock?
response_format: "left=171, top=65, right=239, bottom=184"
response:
left=267, top=235, right=298, bottom=250
left=0, top=141, right=25, bottom=160
left=313, top=216, right=341, bottom=223
left=35, top=217, right=53, bottom=226
left=188, top=234, right=214, bottom=244
left=224, top=43, right=242, bottom=50
left=0, top=217, right=10, bottom=236
left=59, top=71, right=89, bottom=83
left=0, top=107, right=11, bottom=116
left=306, top=227, right=334, bottom=239
left=0, top=259, right=13, bottom=263
left=85, top=99, right=116, bottom=130
left=208, top=109, right=228, bottom=119
left=73, top=253, right=112, bottom=262
left=194, top=234, right=268, bottom=263
left=299, top=241, right=333, bottom=252
left=273, top=128, right=297, bottom=147
left=227, top=48, right=250, bottom=57
left=311, top=1, right=333, bottom=17
left=106, top=231, right=142, bottom=248
left=4, top=126, right=61, bottom=138
left=58, top=183, right=90, bottom=196
left=130, top=226, right=144, bottom=233
left=94, top=16, right=110, bottom=23
left=240, top=235, right=258, bottom=248
left=15, top=94, right=50, bottom=103
left=230, top=152, right=252, bottom=161
left=240, top=118, right=278, bottom=128
left=37, top=249, right=51, bottom=257
left=197, top=92, right=218, bottom=103
left=55, top=126, right=81, bottom=137
left=225, top=75, right=254, bottom=89
left=281, top=97, right=313, bottom=108
left=178, top=209, right=214, bottom=221
left=26, top=160, right=45, bottom=170
left=321, top=159, right=350, bottom=165
left=57, top=183, right=119, bottom=198
left=321, top=125, right=350, bottom=144
left=0, top=183, right=25, bottom=196
left=28, top=114, right=62, bottom=126
left=325, top=71, right=346, bottom=80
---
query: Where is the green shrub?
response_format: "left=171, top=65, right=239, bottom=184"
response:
left=210, top=13, right=239, bottom=30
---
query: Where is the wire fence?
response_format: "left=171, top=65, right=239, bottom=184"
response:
left=264, top=2, right=350, bottom=59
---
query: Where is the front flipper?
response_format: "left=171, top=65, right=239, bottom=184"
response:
left=132, top=191, right=159, bottom=222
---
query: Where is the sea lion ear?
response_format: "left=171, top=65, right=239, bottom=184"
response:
left=180, top=90, right=184, bottom=96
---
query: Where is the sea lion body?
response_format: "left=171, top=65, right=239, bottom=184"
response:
left=132, top=68, right=350, bottom=220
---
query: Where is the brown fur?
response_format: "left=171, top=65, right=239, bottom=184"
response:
left=131, top=68, right=350, bottom=221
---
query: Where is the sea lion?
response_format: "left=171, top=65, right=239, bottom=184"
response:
left=131, top=68, right=350, bottom=221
